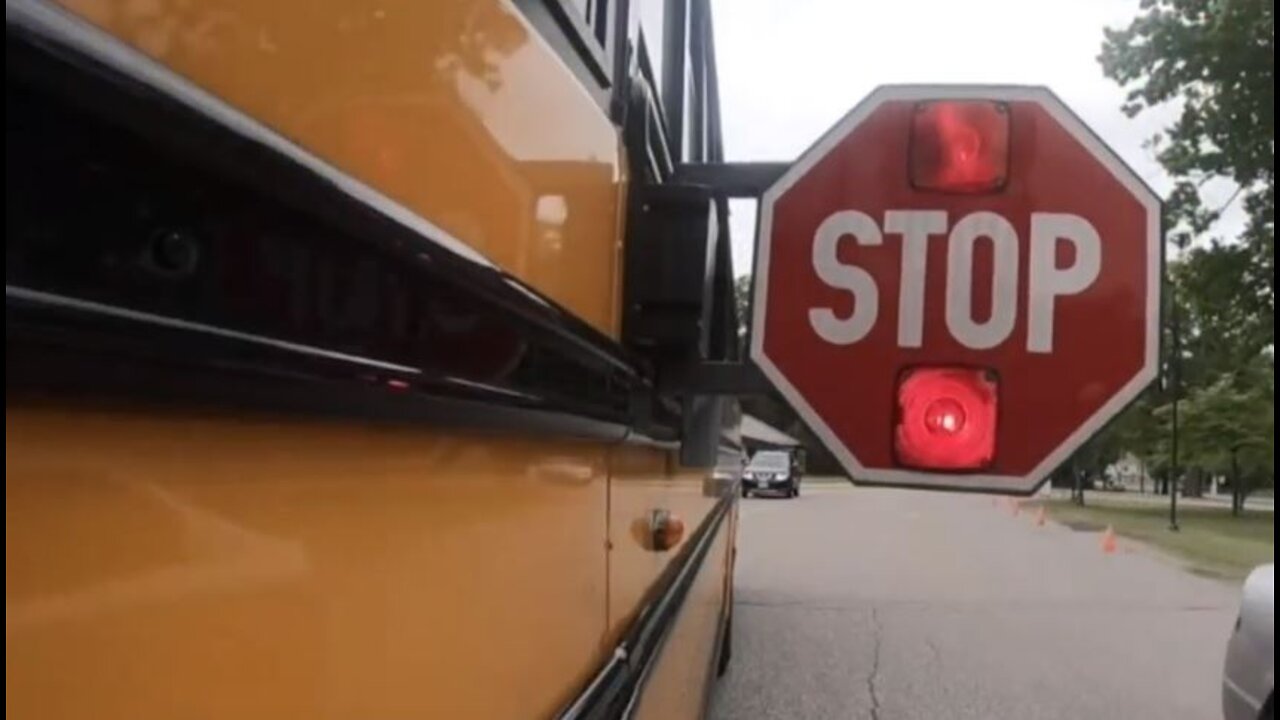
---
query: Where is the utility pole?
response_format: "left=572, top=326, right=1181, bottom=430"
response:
left=1168, top=284, right=1181, bottom=532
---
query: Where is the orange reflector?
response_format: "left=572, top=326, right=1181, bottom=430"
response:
left=895, top=366, right=998, bottom=470
left=910, top=100, right=1009, bottom=193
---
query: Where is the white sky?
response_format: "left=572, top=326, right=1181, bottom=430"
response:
left=711, top=0, right=1247, bottom=277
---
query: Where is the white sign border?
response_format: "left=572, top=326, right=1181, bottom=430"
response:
left=749, top=84, right=1162, bottom=494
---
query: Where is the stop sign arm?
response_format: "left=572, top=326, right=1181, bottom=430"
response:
left=673, top=162, right=788, bottom=198
left=678, top=361, right=774, bottom=395
left=661, top=161, right=793, bottom=396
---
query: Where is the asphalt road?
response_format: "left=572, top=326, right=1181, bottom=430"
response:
left=708, top=483, right=1242, bottom=720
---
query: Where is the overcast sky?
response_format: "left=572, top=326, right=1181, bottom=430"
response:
left=711, top=0, right=1246, bottom=277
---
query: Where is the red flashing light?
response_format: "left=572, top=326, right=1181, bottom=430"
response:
left=910, top=100, right=1009, bottom=193
left=895, top=367, right=998, bottom=471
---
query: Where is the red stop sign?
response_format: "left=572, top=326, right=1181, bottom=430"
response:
left=750, top=86, right=1160, bottom=494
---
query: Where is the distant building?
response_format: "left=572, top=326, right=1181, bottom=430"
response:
left=1108, top=452, right=1152, bottom=490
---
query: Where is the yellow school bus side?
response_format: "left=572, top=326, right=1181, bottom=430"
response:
left=6, top=404, right=734, bottom=718
left=6, top=0, right=739, bottom=717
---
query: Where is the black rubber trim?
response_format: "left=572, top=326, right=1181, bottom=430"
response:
left=557, top=491, right=734, bottom=720
left=6, top=288, right=636, bottom=444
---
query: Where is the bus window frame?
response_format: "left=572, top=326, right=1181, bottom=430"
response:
left=515, top=0, right=616, bottom=111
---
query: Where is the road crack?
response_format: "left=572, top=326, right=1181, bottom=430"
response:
left=867, top=606, right=883, bottom=720
left=926, top=638, right=943, bottom=672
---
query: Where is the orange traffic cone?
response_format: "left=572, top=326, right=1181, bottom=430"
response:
left=1101, top=525, right=1118, bottom=554
left=1034, top=506, right=1047, bottom=527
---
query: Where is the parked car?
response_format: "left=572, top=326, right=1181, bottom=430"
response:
left=1224, top=564, right=1274, bottom=720
left=742, top=450, right=800, bottom=498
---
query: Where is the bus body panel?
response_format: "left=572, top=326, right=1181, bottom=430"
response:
left=6, top=403, right=611, bottom=719
left=605, top=446, right=722, bottom=645
left=632, top=522, right=733, bottom=720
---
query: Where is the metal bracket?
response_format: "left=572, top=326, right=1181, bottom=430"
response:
left=672, top=162, right=789, bottom=198
left=679, top=361, right=772, bottom=395
left=621, top=183, right=718, bottom=355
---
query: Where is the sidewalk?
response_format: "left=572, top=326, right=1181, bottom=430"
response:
left=1048, top=488, right=1274, bottom=512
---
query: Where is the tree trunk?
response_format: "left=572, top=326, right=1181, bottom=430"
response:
left=1237, top=478, right=1251, bottom=516
left=1185, top=468, right=1203, bottom=498
left=1231, top=453, right=1242, bottom=517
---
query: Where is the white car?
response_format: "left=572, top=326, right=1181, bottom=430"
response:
left=1224, top=564, right=1274, bottom=720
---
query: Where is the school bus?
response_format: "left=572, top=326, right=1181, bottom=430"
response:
left=6, top=0, right=748, bottom=717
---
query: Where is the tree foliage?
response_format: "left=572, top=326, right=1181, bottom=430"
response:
left=1180, top=361, right=1274, bottom=480
left=734, top=275, right=752, bottom=339
left=1087, top=2, right=1275, bottom=501
left=1100, top=0, right=1274, bottom=336
left=1085, top=261, right=1274, bottom=495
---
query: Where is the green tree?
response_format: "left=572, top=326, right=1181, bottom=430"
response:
left=1100, top=0, right=1274, bottom=341
left=1173, top=246, right=1273, bottom=388
left=1179, top=361, right=1274, bottom=510
left=1100, top=4, right=1274, bottom=514
left=1110, top=395, right=1167, bottom=492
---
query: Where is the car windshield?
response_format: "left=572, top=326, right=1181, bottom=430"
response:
left=747, top=451, right=790, bottom=471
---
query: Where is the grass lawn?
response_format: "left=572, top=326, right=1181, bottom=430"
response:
left=1040, top=497, right=1274, bottom=580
